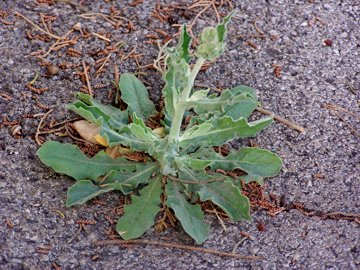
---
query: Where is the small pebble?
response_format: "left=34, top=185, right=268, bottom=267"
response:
left=47, top=65, right=59, bottom=76
left=323, top=39, right=333, bottom=46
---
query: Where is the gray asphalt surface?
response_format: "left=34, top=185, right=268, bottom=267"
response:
left=0, top=0, right=359, bottom=269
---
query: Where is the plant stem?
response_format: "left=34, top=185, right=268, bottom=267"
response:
left=168, top=57, right=205, bottom=141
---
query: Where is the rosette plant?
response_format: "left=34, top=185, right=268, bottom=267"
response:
left=37, top=12, right=282, bottom=244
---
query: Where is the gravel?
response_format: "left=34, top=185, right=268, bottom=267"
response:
left=0, top=0, right=359, bottom=269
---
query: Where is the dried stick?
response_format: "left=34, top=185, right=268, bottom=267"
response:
left=321, top=211, right=360, bottom=218
left=255, top=107, right=305, bottom=133
left=82, top=61, right=93, bottom=97
left=92, top=32, right=111, bottom=43
left=96, top=53, right=112, bottom=79
left=35, top=108, right=53, bottom=146
left=67, top=224, right=83, bottom=244
left=14, top=11, right=61, bottom=39
left=253, top=17, right=265, bottom=36
left=94, top=239, right=263, bottom=260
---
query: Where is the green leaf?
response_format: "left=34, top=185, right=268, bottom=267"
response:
left=116, top=174, right=162, bottom=240
left=162, top=25, right=192, bottom=131
left=188, top=85, right=257, bottom=119
left=241, top=174, right=264, bottom=185
left=179, top=116, right=273, bottom=148
left=67, top=93, right=128, bottom=130
left=128, top=113, right=157, bottom=143
left=102, top=163, right=158, bottom=194
left=66, top=180, right=113, bottom=207
left=177, top=166, right=226, bottom=202
left=99, top=119, right=150, bottom=153
left=119, top=73, right=156, bottom=120
left=37, top=141, right=137, bottom=181
left=216, top=11, right=235, bottom=42
left=197, top=12, right=235, bottom=60
left=150, top=138, right=177, bottom=175
left=180, top=147, right=282, bottom=178
left=197, top=181, right=252, bottom=222
left=166, top=180, right=209, bottom=244
left=176, top=24, right=192, bottom=63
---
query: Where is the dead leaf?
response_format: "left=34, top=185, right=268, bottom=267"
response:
left=105, top=145, right=132, bottom=159
left=72, top=120, right=108, bottom=146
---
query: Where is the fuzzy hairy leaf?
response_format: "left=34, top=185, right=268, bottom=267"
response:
left=67, top=93, right=128, bottom=130
left=177, top=167, right=226, bottom=202
left=119, top=73, right=156, bottom=120
left=99, top=119, right=150, bottom=153
left=102, top=163, right=158, bottom=194
left=128, top=113, right=157, bottom=143
left=66, top=180, right=113, bottom=207
left=176, top=24, right=192, bottom=62
left=197, top=180, right=252, bottom=222
left=180, top=147, right=282, bottom=178
left=162, top=26, right=192, bottom=127
left=188, top=85, right=257, bottom=119
left=179, top=116, right=273, bottom=148
left=116, top=174, right=162, bottom=240
left=37, top=141, right=136, bottom=181
left=197, top=11, right=235, bottom=60
left=166, top=180, right=209, bottom=244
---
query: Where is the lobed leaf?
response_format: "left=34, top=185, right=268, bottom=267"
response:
left=180, top=147, right=282, bottom=178
left=66, top=180, right=113, bottom=207
left=177, top=166, right=226, bottom=202
left=188, top=85, right=258, bottom=119
left=197, top=180, right=252, bottom=222
left=116, top=174, right=163, bottom=240
left=176, top=24, right=192, bottom=63
left=99, top=119, right=150, bottom=153
left=166, top=180, right=209, bottom=244
left=128, top=113, right=158, bottom=144
left=179, top=116, right=273, bottom=148
left=119, top=73, right=156, bottom=120
left=102, top=163, right=159, bottom=195
left=216, top=11, right=235, bottom=42
left=162, top=26, right=192, bottom=130
left=37, top=141, right=137, bottom=181
left=67, top=93, right=128, bottom=130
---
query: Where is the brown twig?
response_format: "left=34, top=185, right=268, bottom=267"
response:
left=323, top=103, right=360, bottom=120
left=122, top=45, right=137, bottom=61
left=94, top=239, right=263, bottom=260
left=255, top=107, right=305, bottom=133
left=253, top=17, right=265, bottom=36
left=82, top=61, right=93, bottom=97
left=67, top=224, right=83, bottom=244
left=14, top=11, right=61, bottom=39
left=35, top=108, right=53, bottom=146
left=96, top=52, right=112, bottom=79
left=92, top=32, right=111, bottom=43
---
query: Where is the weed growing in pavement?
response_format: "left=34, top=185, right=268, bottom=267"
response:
left=37, top=12, right=282, bottom=243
